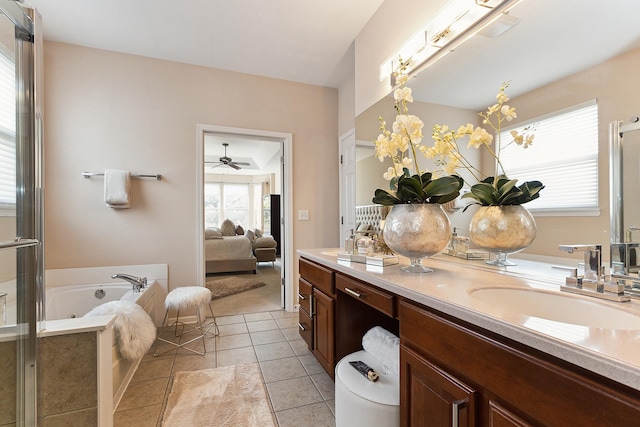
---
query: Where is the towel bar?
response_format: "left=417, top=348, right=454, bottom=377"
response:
left=83, top=172, right=162, bottom=180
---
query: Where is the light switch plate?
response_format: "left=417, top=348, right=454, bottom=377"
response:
left=298, top=209, right=309, bottom=221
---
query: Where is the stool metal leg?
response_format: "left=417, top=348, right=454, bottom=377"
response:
left=153, top=302, right=219, bottom=357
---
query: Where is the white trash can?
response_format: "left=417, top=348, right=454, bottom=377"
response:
left=335, top=350, right=400, bottom=427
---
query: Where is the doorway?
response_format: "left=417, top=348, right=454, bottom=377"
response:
left=195, top=124, right=294, bottom=311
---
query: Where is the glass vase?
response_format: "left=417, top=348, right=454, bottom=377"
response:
left=383, top=204, right=451, bottom=273
left=469, top=205, right=536, bottom=267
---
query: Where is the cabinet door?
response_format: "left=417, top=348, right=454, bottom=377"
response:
left=401, top=345, right=477, bottom=427
left=488, top=401, right=532, bottom=427
left=313, top=288, right=335, bottom=377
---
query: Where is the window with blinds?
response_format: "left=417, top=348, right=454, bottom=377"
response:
left=499, top=100, right=599, bottom=215
left=0, top=49, right=15, bottom=214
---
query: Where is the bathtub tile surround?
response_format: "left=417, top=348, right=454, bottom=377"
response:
left=114, top=309, right=336, bottom=426
left=38, top=332, right=98, bottom=425
left=0, top=340, right=16, bottom=426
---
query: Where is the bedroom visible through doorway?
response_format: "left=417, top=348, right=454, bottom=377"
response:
left=196, top=124, right=294, bottom=312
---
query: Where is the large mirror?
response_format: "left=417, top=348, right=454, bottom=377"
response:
left=355, top=0, right=640, bottom=267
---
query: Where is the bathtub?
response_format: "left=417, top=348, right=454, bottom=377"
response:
left=46, top=283, right=136, bottom=320
left=42, top=264, right=168, bottom=427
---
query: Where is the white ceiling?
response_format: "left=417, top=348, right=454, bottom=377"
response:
left=204, top=133, right=283, bottom=176
left=27, top=0, right=384, bottom=89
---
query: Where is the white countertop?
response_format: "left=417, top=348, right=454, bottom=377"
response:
left=298, top=248, right=640, bottom=392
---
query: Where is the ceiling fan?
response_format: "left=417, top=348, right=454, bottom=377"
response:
left=205, top=143, right=251, bottom=170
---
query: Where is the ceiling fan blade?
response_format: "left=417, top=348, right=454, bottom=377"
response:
left=228, top=163, right=242, bottom=170
left=232, top=162, right=251, bottom=166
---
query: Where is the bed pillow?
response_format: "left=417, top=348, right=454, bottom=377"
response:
left=245, top=229, right=255, bottom=242
left=357, top=223, right=372, bottom=233
left=220, top=219, right=237, bottom=236
left=236, top=224, right=244, bottom=235
left=253, top=236, right=277, bottom=249
left=205, top=227, right=223, bottom=239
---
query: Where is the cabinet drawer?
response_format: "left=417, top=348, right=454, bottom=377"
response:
left=300, top=258, right=334, bottom=295
left=298, top=278, right=312, bottom=315
left=336, top=273, right=395, bottom=317
left=298, top=308, right=313, bottom=349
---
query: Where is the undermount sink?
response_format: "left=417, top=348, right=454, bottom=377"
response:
left=468, top=287, right=640, bottom=330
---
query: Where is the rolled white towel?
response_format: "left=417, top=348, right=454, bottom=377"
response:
left=85, top=300, right=156, bottom=360
left=362, top=326, right=400, bottom=375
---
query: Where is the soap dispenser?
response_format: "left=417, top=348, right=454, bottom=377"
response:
left=447, top=228, right=458, bottom=252
left=344, top=229, right=355, bottom=254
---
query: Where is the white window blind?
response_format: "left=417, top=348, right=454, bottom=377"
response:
left=0, top=49, right=15, bottom=211
left=499, top=100, right=598, bottom=214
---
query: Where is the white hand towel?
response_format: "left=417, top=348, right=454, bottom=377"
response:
left=362, top=326, right=400, bottom=375
left=104, top=169, right=131, bottom=209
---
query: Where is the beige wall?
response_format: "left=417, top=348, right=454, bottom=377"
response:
left=43, top=42, right=339, bottom=287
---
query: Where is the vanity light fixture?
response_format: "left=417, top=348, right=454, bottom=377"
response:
left=379, top=0, right=524, bottom=83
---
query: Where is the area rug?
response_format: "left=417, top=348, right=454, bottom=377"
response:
left=160, top=363, right=275, bottom=427
left=205, top=277, right=266, bottom=299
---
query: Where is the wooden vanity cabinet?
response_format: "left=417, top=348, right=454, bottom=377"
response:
left=297, top=278, right=313, bottom=349
left=298, top=258, right=335, bottom=377
left=399, top=299, right=640, bottom=427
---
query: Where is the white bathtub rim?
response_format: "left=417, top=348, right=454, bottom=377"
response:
left=45, top=263, right=168, bottom=290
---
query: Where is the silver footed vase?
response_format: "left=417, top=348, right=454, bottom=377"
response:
left=468, top=205, right=536, bottom=267
left=383, top=204, right=451, bottom=273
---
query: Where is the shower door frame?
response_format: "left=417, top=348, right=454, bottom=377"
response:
left=0, top=2, right=40, bottom=426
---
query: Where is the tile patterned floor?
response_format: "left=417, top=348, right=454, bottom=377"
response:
left=114, top=309, right=336, bottom=426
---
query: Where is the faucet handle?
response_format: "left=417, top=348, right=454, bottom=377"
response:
left=552, top=265, right=581, bottom=287
left=552, top=264, right=577, bottom=277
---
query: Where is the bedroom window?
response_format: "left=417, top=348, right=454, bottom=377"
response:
left=204, top=183, right=220, bottom=227
left=204, top=182, right=263, bottom=229
left=223, top=183, right=249, bottom=226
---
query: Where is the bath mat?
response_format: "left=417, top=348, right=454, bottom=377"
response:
left=160, top=363, right=275, bottom=427
left=205, top=277, right=265, bottom=299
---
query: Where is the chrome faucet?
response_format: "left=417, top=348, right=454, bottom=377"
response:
left=111, top=274, right=147, bottom=292
left=557, top=244, right=629, bottom=302
left=559, top=244, right=602, bottom=284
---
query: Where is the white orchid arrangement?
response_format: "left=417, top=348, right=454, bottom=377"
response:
left=372, top=60, right=462, bottom=206
left=427, top=82, right=544, bottom=207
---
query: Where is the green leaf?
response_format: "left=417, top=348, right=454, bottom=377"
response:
left=372, top=189, right=402, bottom=206
left=397, top=176, right=426, bottom=201
left=466, top=182, right=498, bottom=205
left=424, top=175, right=463, bottom=203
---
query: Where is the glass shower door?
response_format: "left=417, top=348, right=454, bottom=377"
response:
left=0, top=2, right=40, bottom=426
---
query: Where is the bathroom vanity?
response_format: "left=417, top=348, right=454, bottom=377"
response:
left=298, top=249, right=640, bottom=426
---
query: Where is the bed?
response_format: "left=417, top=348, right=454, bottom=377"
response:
left=205, top=233, right=257, bottom=274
